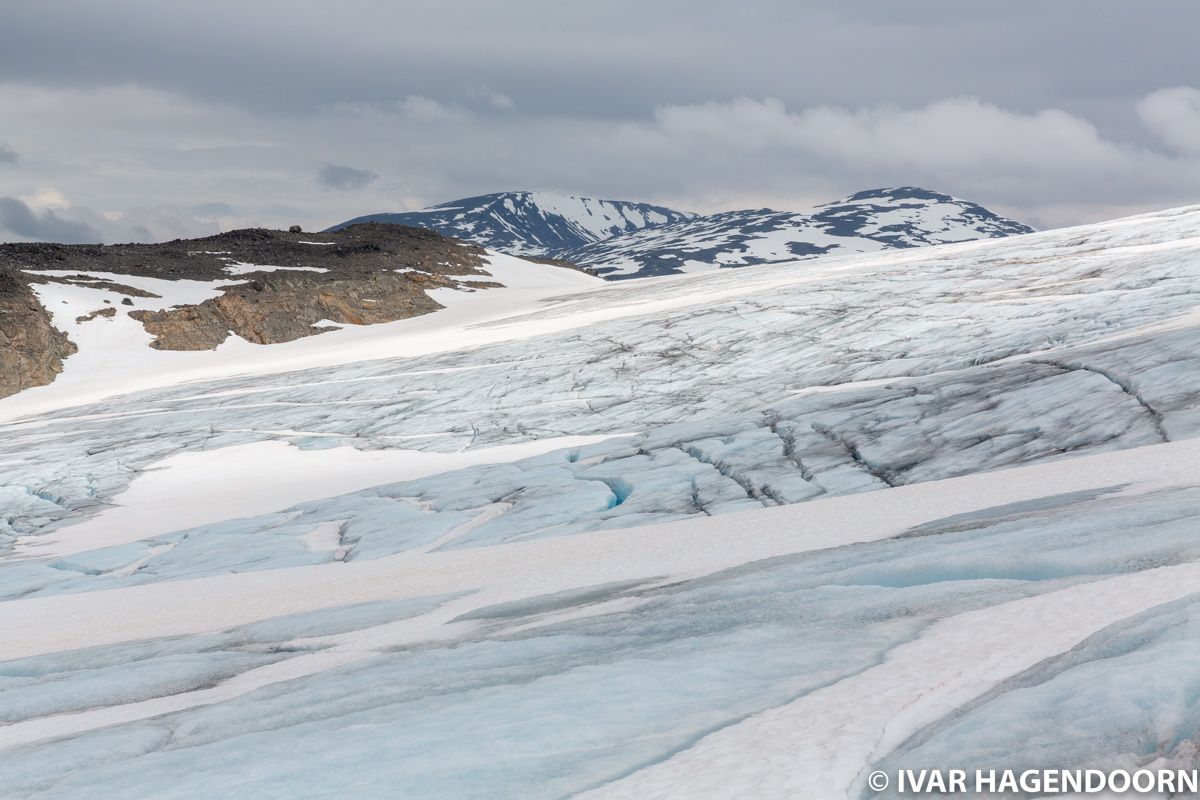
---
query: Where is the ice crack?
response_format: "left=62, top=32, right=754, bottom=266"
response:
left=1032, top=359, right=1169, bottom=442
left=809, top=424, right=897, bottom=488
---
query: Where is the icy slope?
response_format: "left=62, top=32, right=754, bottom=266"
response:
left=0, top=223, right=556, bottom=400
left=4, top=252, right=601, bottom=418
left=1, top=205, right=1199, bottom=799
left=328, top=191, right=695, bottom=257
left=565, top=187, right=1034, bottom=278
left=2, top=443, right=1200, bottom=799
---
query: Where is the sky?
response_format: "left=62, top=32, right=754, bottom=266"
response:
left=1, top=0, right=1199, bottom=243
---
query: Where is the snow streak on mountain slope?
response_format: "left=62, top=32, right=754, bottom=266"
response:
left=565, top=187, right=1035, bottom=278
left=1, top=205, right=1199, bottom=799
left=327, top=191, right=695, bottom=257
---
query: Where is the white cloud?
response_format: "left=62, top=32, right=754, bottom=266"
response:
left=396, top=95, right=469, bottom=122
left=1138, top=87, right=1200, bottom=156
left=629, top=94, right=1200, bottom=226
left=318, top=163, right=378, bottom=191
left=19, top=187, right=70, bottom=210
left=2, top=80, right=1198, bottom=242
left=651, top=96, right=1141, bottom=174
left=470, top=85, right=515, bottom=111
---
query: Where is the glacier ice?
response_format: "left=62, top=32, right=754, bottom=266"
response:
left=2, top=205, right=1200, bottom=798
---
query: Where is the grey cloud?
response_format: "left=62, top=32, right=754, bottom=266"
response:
left=469, top=86, right=515, bottom=111
left=2, top=1, right=1198, bottom=131
left=0, top=197, right=102, bottom=243
left=1138, top=87, right=1200, bottom=156
left=4, top=80, right=1199, bottom=237
left=190, top=202, right=235, bottom=216
left=0, top=143, right=17, bottom=165
left=0, top=191, right=220, bottom=245
left=1, top=3, right=1199, bottom=235
left=318, top=163, right=379, bottom=191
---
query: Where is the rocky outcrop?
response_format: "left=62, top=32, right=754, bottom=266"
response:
left=0, top=223, right=488, bottom=282
left=0, top=223, right=501, bottom=397
left=75, top=307, right=117, bottom=324
left=130, top=271, right=499, bottom=350
left=0, top=270, right=77, bottom=398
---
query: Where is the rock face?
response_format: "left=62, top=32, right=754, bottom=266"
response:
left=129, top=271, right=491, bottom=350
left=0, top=223, right=496, bottom=397
left=0, top=270, right=77, bottom=398
left=74, top=307, right=117, bottom=324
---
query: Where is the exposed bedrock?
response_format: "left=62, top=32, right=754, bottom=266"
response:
left=128, top=271, right=488, bottom=350
left=0, top=223, right=496, bottom=388
left=0, top=270, right=77, bottom=399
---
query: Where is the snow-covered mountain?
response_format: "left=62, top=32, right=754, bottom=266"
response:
left=565, top=187, right=1035, bottom=278
left=328, top=191, right=695, bottom=257
left=332, top=187, right=1033, bottom=280
left=2, top=204, right=1200, bottom=798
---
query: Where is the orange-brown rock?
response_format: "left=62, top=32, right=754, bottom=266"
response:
left=0, top=270, right=77, bottom=399
left=129, top=271, right=497, bottom=350
left=0, top=222, right=499, bottom=395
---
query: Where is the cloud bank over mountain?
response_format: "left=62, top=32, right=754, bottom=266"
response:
left=1, top=2, right=1198, bottom=241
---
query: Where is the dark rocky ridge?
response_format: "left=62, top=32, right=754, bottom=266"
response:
left=3, top=223, right=487, bottom=281
left=0, top=223, right=499, bottom=398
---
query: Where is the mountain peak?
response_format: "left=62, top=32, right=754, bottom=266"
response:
left=329, top=191, right=695, bottom=257
left=331, top=187, right=1034, bottom=281
left=563, top=188, right=1035, bottom=279
left=839, top=186, right=957, bottom=203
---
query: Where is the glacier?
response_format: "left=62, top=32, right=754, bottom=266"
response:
left=2, top=204, right=1200, bottom=798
